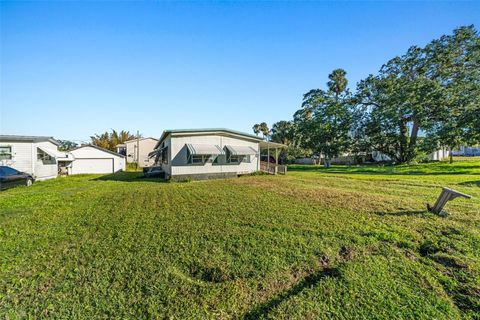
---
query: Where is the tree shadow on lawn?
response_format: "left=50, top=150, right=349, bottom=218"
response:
left=458, top=180, right=480, bottom=187
left=243, top=267, right=341, bottom=319
left=374, top=210, right=428, bottom=217
left=91, top=171, right=168, bottom=183
left=288, top=164, right=479, bottom=176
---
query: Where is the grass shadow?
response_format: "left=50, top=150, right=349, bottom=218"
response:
left=458, top=180, right=480, bottom=187
left=243, top=267, right=341, bottom=319
left=92, top=171, right=168, bottom=183
left=374, top=210, right=428, bottom=217
left=288, top=163, right=480, bottom=176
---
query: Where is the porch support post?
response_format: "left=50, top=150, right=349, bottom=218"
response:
left=267, top=140, right=270, bottom=173
left=275, top=148, right=278, bottom=175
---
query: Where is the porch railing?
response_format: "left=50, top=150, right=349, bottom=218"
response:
left=260, top=161, right=287, bottom=175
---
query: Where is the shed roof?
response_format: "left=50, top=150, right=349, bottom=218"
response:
left=0, top=135, right=60, bottom=146
left=70, top=144, right=125, bottom=158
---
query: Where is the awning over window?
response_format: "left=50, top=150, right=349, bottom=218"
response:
left=225, top=145, right=257, bottom=155
left=186, top=144, right=224, bottom=155
left=38, top=147, right=71, bottom=159
left=148, top=148, right=161, bottom=159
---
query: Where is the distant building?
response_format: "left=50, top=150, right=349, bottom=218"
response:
left=116, top=137, right=158, bottom=167
left=453, top=145, right=480, bottom=156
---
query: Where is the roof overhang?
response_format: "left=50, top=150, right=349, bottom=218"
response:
left=0, top=135, right=60, bottom=146
left=259, top=141, right=288, bottom=149
left=70, top=144, right=126, bottom=158
left=38, top=147, right=71, bottom=159
left=148, top=145, right=167, bottom=158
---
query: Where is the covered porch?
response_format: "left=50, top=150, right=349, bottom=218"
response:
left=259, top=141, right=288, bottom=175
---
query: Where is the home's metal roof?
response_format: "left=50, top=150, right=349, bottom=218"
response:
left=155, top=128, right=262, bottom=149
left=0, top=135, right=60, bottom=146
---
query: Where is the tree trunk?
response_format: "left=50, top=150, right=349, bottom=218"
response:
left=407, top=118, right=420, bottom=162
left=399, top=120, right=408, bottom=163
left=449, top=147, right=454, bottom=164
left=323, top=157, right=330, bottom=168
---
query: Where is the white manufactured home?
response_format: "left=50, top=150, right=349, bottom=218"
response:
left=150, top=128, right=286, bottom=180
left=116, top=137, right=158, bottom=167
left=0, top=135, right=67, bottom=180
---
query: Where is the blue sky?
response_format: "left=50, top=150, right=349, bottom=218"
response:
left=1, top=1, right=479, bottom=142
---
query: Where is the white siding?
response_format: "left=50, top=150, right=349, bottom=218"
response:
left=125, top=138, right=158, bottom=167
left=0, top=141, right=59, bottom=180
left=164, top=134, right=259, bottom=178
left=0, top=142, right=33, bottom=173
left=70, top=159, right=114, bottom=174
left=69, top=146, right=126, bottom=174
left=34, top=141, right=60, bottom=180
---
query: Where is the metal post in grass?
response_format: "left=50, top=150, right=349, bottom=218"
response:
left=427, top=187, right=472, bottom=217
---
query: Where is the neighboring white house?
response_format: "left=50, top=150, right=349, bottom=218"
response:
left=429, top=148, right=451, bottom=161
left=65, top=145, right=126, bottom=175
left=453, top=145, right=480, bottom=156
left=0, top=135, right=67, bottom=180
left=116, top=137, right=158, bottom=167
left=150, top=129, right=264, bottom=180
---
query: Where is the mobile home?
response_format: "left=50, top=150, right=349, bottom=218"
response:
left=0, top=135, right=66, bottom=180
left=150, top=129, right=264, bottom=180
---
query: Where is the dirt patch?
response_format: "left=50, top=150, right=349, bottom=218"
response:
left=318, top=255, right=330, bottom=268
left=431, top=255, right=466, bottom=269
left=404, top=250, right=417, bottom=261
left=189, top=264, right=233, bottom=283
left=339, top=246, right=353, bottom=261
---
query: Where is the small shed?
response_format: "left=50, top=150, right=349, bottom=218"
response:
left=67, top=145, right=125, bottom=175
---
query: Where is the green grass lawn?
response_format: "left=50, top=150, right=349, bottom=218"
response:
left=1, top=160, right=479, bottom=319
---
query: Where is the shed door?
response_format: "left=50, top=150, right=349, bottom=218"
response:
left=72, top=158, right=113, bottom=174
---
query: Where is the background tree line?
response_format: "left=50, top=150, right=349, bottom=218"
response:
left=255, top=25, right=480, bottom=167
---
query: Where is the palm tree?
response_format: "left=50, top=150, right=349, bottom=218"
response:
left=327, top=68, right=348, bottom=98
left=259, top=122, right=270, bottom=140
left=271, top=120, right=294, bottom=145
left=91, top=130, right=136, bottom=151
left=252, top=124, right=261, bottom=136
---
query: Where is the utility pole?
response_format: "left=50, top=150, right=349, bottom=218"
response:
left=136, top=130, right=140, bottom=170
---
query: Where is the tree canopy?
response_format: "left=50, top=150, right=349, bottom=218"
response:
left=258, top=25, right=480, bottom=165
left=90, top=130, right=137, bottom=151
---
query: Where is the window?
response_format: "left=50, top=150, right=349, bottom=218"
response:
left=187, top=148, right=209, bottom=164
left=0, top=146, right=12, bottom=160
left=37, top=148, right=53, bottom=161
left=0, top=166, right=18, bottom=175
left=225, top=148, right=249, bottom=164
left=191, top=155, right=205, bottom=164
